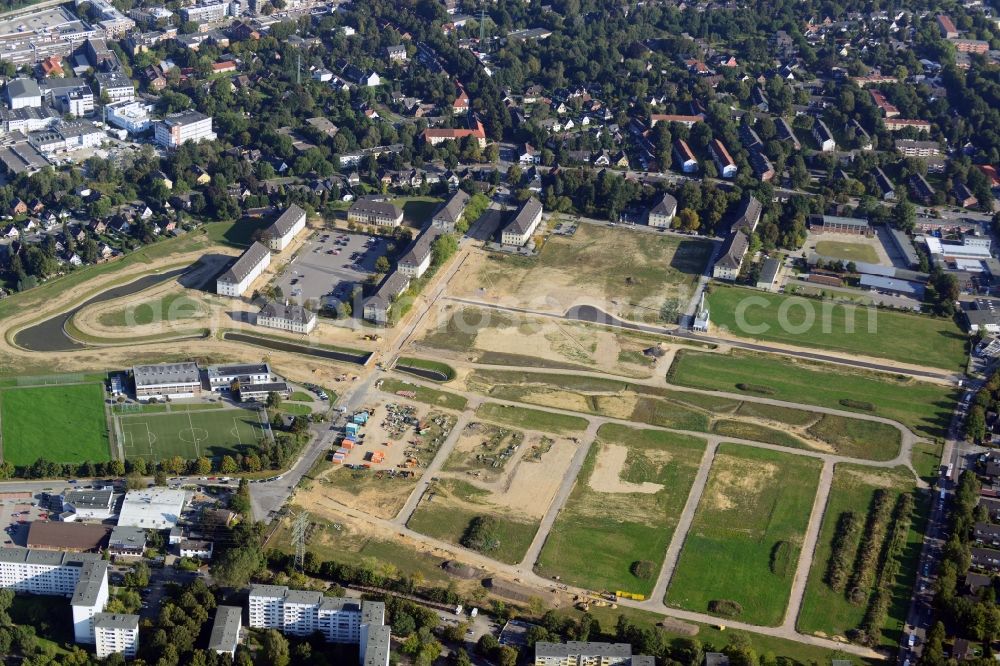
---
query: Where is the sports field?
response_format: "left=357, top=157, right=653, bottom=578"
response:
left=119, top=408, right=269, bottom=461
left=0, top=383, right=110, bottom=465
left=705, top=285, right=967, bottom=371
left=666, top=445, right=822, bottom=626
left=814, top=240, right=880, bottom=264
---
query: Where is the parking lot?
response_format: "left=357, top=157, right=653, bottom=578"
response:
left=271, top=231, right=391, bottom=310
left=0, top=491, right=59, bottom=546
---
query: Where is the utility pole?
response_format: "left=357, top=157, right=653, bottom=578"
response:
left=291, top=511, right=309, bottom=570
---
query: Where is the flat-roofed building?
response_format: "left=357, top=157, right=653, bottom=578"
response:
left=0, top=547, right=101, bottom=596
left=807, top=214, right=872, bottom=236
left=500, top=197, right=543, bottom=246
left=27, top=522, right=110, bottom=552
left=885, top=118, right=931, bottom=132
left=93, top=613, right=139, bottom=658
left=107, top=526, right=146, bottom=559
left=216, top=241, right=271, bottom=297
left=94, top=71, right=134, bottom=103
left=154, top=110, right=216, bottom=148
left=207, top=362, right=272, bottom=391
left=6, top=78, right=42, bottom=109
left=264, top=204, right=306, bottom=252
left=650, top=113, right=702, bottom=127
left=117, top=488, right=185, bottom=530
left=534, top=640, right=654, bottom=666
left=348, top=200, right=403, bottom=227
left=61, top=489, right=116, bottom=520
left=132, top=362, right=202, bottom=401
left=71, top=560, right=110, bottom=644
left=257, top=300, right=317, bottom=334
left=209, top=605, right=242, bottom=658
left=896, top=139, right=941, bottom=157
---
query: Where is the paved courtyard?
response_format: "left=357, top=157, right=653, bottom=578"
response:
left=271, top=231, right=392, bottom=309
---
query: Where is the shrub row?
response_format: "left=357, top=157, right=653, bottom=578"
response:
left=770, top=540, right=793, bottom=578
left=847, top=489, right=894, bottom=605
left=735, top=383, right=775, bottom=395
left=825, top=511, right=863, bottom=592
left=839, top=398, right=876, bottom=412
left=856, top=493, right=915, bottom=646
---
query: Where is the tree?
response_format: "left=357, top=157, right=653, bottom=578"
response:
left=266, top=391, right=282, bottom=409
left=124, top=562, right=150, bottom=588
left=375, top=255, right=391, bottom=273
left=967, top=405, right=987, bottom=442
left=154, top=469, right=167, bottom=486
left=260, top=630, right=290, bottom=666
left=195, top=457, right=212, bottom=475
left=431, top=233, right=458, bottom=266
left=211, top=542, right=264, bottom=587
left=677, top=208, right=700, bottom=232
left=220, top=456, right=239, bottom=474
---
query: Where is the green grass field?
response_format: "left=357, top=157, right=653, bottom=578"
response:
left=797, top=465, right=924, bottom=647
left=476, top=403, right=589, bottom=434
left=119, top=408, right=268, bottom=461
left=668, top=350, right=956, bottom=439
left=536, top=425, right=706, bottom=596
left=98, top=293, right=205, bottom=327
left=814, top=240, right=881, bottom=264
left=407, top=479, right=538, bottom=564
left=380, top=378, right=468, bottom=411
left=667, top=445, right=822, bottom=625
left=0, top=384, right=110, bottom=465
left=705, top=285, right=967, bottom=371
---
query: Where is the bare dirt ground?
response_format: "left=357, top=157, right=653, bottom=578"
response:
left=703, top=455, right=779, bottom=512
left=443, top=421, right=524, bottom=483
left=440, top=434, right=578, bottom=521
left=588, top=443, right=662, bottom=494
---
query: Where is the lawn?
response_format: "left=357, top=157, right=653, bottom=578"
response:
left=668, top=350, right=957, bottom=439
left=0, top=384, right=110, bottom=465
left=536, top=425, right=706, bottom=596
left=98, top=293, right=205, bottom=327
left=797, top=465, right=925, bottom=648
left=476, top=223, right=713, bottom=322
left=379, top=378, right=468, bottom=411
left=704, top=285, right=967, bottom=371
left=206, top=217, right=274, bottom=248
left=391, top=196, right=444, bottom=224
left=288, top=392, right=314, bottom=402
left=476, top=402, right=589, bottom=435
left=814, top=240, right=881, bottom=264
left=278, top=403, right=312, bottom=417
left=407, top=479, right=538, bottom=565
left=805, top=415, right=902, bottom=461
left=667, top=445, right=822, bottom=626
left=119, top=408, right=268, bottom=461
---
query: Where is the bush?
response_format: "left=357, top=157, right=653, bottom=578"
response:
left=630, top=560, right=655, bottom=580
left=735, top=383, right=775, bottom=395
left=858, top=493, right=914, bottom=646
left=847, top=490, right=893, bottom=605
left=825, top=511, right=862, bottom=592
left=707, top=599, right=743, bottom=617
left=770, top=541, right=793, bottom=577
left=839, top=399, right=875, bottom=412
left=461, top=516, right=501, bottom=553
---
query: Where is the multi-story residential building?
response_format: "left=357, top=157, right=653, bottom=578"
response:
left=938, top=14, right=959, bottom=39
left=421, top=119, right=487, bottom=148
left=874, top=167, right=896, bottom=201
left=953, top=38, right=989, bottom=53
left=209, top=606, right=242, bottom=658
left=0, top=106, right=60, bottom=134
left=348, top=200, right=404, bottom=227
left=248, top=586, right=390, bottom=665
left=896, top=139, right=941, bottom=157
left=812, top=119, right=836, bottom=151
left=363, top=271, right=410, bottom=324
left=673, top=139, right=698, bottom=173
left=216, top=241, right=271, bottom=297
left=40, top=78, right=94, bottom=116
left=709, top=139, right=737, bottom=178
left=712, top=229, right=749, bottom=281
left=93, top=613, right=139, bottom=658
left=650, top=113, right=703, bottom=127
left=132, top=362, right=203, bottom=401
left=179, top=1, right=230, bottom=23
left=154, top=110, right=217, bottom=148
left=263, top=204, right=307, bottom=251
left=431, top=189, right=470, bottom=232
left=94, top=71, right=135, bottom=103
left=398, top=227, right=441, bottom=279
left=909, top=173, right=937, bottom=204
left=870, top=89, right=899, bottom=118
left=71, top=560, right=110, bottom=644
left=500, top=197, right=543, bottom=246
left=534, top=641, right=655, bottom=666
left=257, top=300, right=317, bottom=334
left=884, top=118, right=931, bottom=132
left=646, top=193, right=677, bottom=228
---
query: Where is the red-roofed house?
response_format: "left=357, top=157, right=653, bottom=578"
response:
left=710, top=139, right=737, bottom=179
left=978, top=165, right=1000, bottom=190
left=452, top=85, right=470, bottom=114
left=423, top=119, right=486, bottom=148
left=938, top=14, right=959, bottom=39
left=212, top=61, right=237, bottom=74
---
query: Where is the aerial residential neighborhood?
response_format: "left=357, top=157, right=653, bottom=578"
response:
left=0, top=0, right=996, bottom=662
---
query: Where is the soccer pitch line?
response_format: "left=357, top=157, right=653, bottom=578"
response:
left=187, top=410, right=200, bottom=458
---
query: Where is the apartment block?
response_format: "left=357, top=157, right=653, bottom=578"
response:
left=93, top=613, right=139, bottom=658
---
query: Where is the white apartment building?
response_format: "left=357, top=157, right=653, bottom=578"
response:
left=180, top=1, right=230, bottom=22
left=155, top=110, right=217, bottom=149
left=264, top=204, right=307, bottom=251
left=71, top=560, right=110, bottom=644
left=106, top=100, right=154, bottom=134
left=93, top=613, right=139, bottom=658
left=209, top=606, right=242, bottom=658
left=500, top=197, right=543, bottom=246
left=248, top=585, right=390, bottom=665
left=709, top=139, right=737, bottom=179
left=647, top=193, right=677, bottom=228
left=347, top=200, right=403, bottom=227
left=216, top=241, right=270, bottom=297
left=257, top=300, right=317, bottom=334
left=207, top=363, right=273, bottom=392
left=398, top=228, right=440, bottom=279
